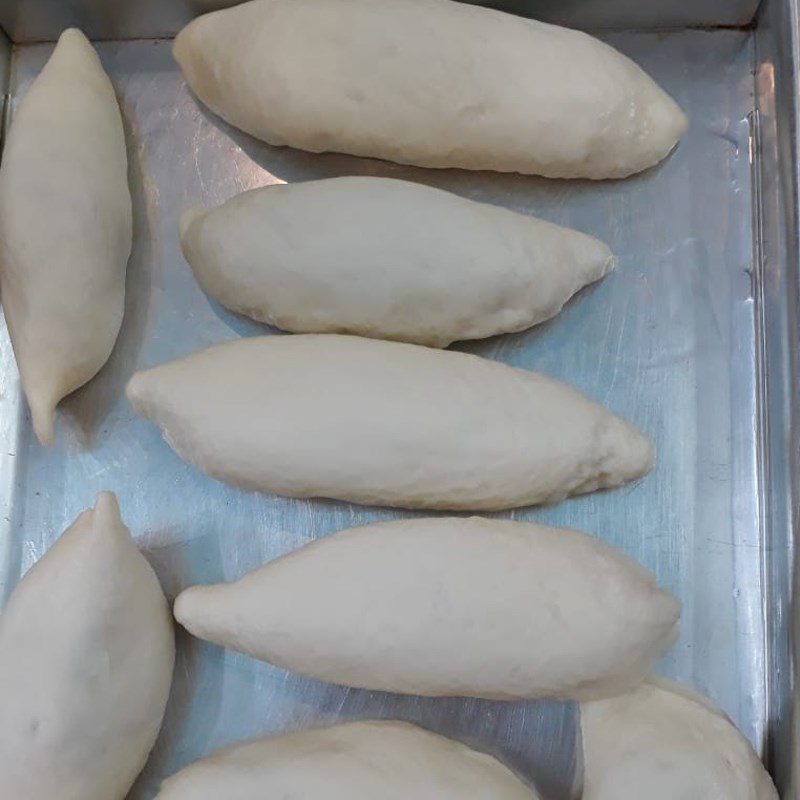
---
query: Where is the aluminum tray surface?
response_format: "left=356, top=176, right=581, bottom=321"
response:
left=0, top=28, right=775, bottom=800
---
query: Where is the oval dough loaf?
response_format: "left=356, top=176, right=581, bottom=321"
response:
left=0, top=29, right=132, bottom=446
left=0, top=493, right=175, bottom=800
left=126, top=334, right=654, bottom=510
left=581, top=679, right=779, bottom=799
left=173, top=0, right=687, bottom=178
left=181, top=177, right=614, bottom=347
left=174, top=517, right=680, bottom=700
left=156, top=720, right=538, bottom=799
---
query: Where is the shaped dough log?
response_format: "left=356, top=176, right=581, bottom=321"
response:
left=0, top=29, right=132, bottom=446
left=126, top=334, right=654, bottom=510
left=174, top=517, right=680, bottom=700
left=156, top=720, right=538, bottom=799
left=581, top=680, right=779, bottom=799
left=0, top=493, right=175, bottom=800
left=181, top=177, right=614, bottom=347
left=173, top=0, right=687, bottom=179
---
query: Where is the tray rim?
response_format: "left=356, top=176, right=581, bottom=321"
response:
left=0, top=7, right=797, bottom=798
left=0, top=0, right=764, bottom=44
left=754, top=0, right=800, bottom=794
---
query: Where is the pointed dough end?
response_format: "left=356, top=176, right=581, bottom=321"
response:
left=173, top=584, right=236, bottom=652
left=173, top=589, right=188, bottom=626
left=581, top=239, right=615, bottom=287
left=595, top=418, right=655, bottom=492
left=88, top=491, right=137, bottom=551
left=53, top=28, right=101, bottom=71
left=29, top=395, right=57, bottom=447
left=173, top=585, right=208, bottom=634
left=179, top=206, right=206, bottom=244
left=558, top=232, right=614, bottom=299
left=648, top=93, right=689, bottom=167
left=600, top=249, right=615, bottom=278
left=125, top=370, right=150, bottom=414
left=91, top=491, right=123, bottom=529
left=58, top=27, right=92, bottom=48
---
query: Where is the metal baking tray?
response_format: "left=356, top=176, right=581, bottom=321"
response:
left=0, top=1, right=796, bottom=797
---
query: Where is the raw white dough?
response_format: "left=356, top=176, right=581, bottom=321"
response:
left=174, top=517, right=680, bottom=700
left=156, top=720, right=538, bottom=799
left=126, top=334, right=654, bottom=510
left=581, top=679, right=779, bottom=799
left=173, top=0, right=688, bottom=179
left=181, top=177, right=614, bottom=347
left=0, top=29, right=132, bottom=446
left=0, top=493, right=175, bottom=800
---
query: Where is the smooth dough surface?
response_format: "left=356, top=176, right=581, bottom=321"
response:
left=0, top=493, right=175, bottom=800
left=156, top=720, right=538, bottom=799
left=181, top=177, right=613, bottom=347
left=174, top=517, right=680, bottom=700
left=126, top=334, right=654, bottom=510
left=173, top=0, right=688, bottom=178
left=581, top=679, right=779, bottom=799
left=0, top=29, right=132, bottom=446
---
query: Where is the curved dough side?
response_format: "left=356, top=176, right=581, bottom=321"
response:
left=156, top=720, right=538, bottom=799
left=581, top=679, right=779, bottom=799
left=126, top=334, right=655, bottom=510
left=180, top=176, right=614, bottom=347
left=173, top=0, right=687, bottom=178
left=0, top=492, right=175, bottom=800
left=173, top=517, right=680, bottom=700
left=0, top=29, right=132, bottom=445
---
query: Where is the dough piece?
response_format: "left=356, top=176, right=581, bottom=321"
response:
left=156, top=720, right=538, bottom=799
left=0, top=29, right=132, bottom=446
left=581, top=679, right=779, bottom=799
left=173, top=0, right=687, bottom=179
left=181, top=177, right=614, bottom=347
left=174, top=517, right=680, bottom=700
left=0, top=493, right=174, bottom=800
left=126, top=334, right=654, bottom=510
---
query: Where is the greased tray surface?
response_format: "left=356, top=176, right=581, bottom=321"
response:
left=0, top=27, right=786, bottom=800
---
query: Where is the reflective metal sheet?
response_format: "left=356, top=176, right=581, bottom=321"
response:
left=0, top=20, right=792, bottom=800
left=753, top=0, right=800, bottom=795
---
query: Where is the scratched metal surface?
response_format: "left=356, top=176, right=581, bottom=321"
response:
left=0, top=26, right=787, bottom=800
